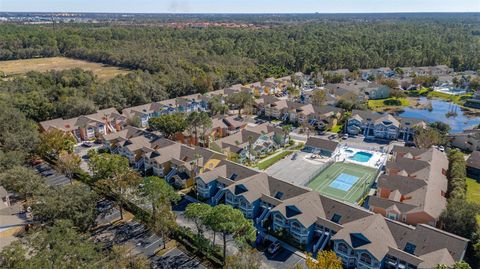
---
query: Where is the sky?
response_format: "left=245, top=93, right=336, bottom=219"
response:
left=0, top=0, right=479, bottom=13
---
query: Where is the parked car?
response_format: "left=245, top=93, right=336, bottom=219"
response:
left=291, top=153, right=298, bottom=160
left=82, top=141, right=94, bottom=147
left=40, top=170, right=54, bottom=177
left=328, top=134, right=337, bottom=140
left=341, top=134, right=348, bottom=140
left=267, top=241, right=281, bottom=254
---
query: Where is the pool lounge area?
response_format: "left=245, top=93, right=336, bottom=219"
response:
left=335, top=146, right=387, bottom=169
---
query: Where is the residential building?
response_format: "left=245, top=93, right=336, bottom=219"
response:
left=363, top=83, right=391, bottom=100
left=467, top=151, right=480, bottom=180
left=39, top=108, right=125, bottom=141
left=210, top=123, right=286, bottom=162
left=369, top=146, right=448, bottom=226
left=449, top=129, right=480, bottom=152
left=304, top=137, right=339, bottom=157
left=346, top=110, right=426, bottom=141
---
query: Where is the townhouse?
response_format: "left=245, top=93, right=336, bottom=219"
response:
left=210, top=123, right=286, bottom=162
left=360, top=68, right=395, bottom=81
left=104, top=128, right=226, bottom=188
left=369, top=146, right=448, bottom=226
left=401, top=65, right=453, bottom=78
left=449, top=129, right=480, bottom=152
left=39, top=108, right=125, bottom=141
left=194, top=159, right=468, bottom=269
left=346, top=110, right=426, bottom=141
left=466, top=151, right=480, bottom=180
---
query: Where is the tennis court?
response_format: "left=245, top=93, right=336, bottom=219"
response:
left=307, top=162, right=378, bottom=204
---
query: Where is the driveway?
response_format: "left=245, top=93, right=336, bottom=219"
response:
left=151, top=248, right=207, bottom=269
left=264, top=151, right=328, bottom=186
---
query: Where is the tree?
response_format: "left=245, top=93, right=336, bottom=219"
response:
left=311, top=90, right=327, bottom=106
left=209, top=95, right=229, bottom=116
left=0, top=166, right=46, bottom=201
left=55, top=151, right=81, bottom=184
left=151, top=202, right=178, bottom=249
left=429, top=121, right=451, bottom=136
left=89, top=153, right=141, bottom=220
left=184, top=203, right=213, bottom=237
left=227, top=92, right=253, bottom=118
left=435, top=262, right=472, bottom=269
left=225, top=247, right=262, bottom=269
left=148, top=113, right=187, bottom=139
left=142, top=176, right=180, bottom=218
left=106, top=245, right=150, bottom=269
left=440, top=198, right=480, bottom=239
left=37, top=129, right=76, bottom=160
left=469, top=77, right=480, bottom=91
left=379, top=78, right=399, bottom=89
left=31, top=184, right=98, bottom=232
left=286, top=86, right=300, bottom=100
left=207, top=205, right=256, bottom=263
left=281, top=124, right=292, bottom=146
left=414, top=126, right=442, bottom=149
left=301, top=120, right=315, bottom=138
left=0, top=220, right=104, bottom=269
left=305, top=250, right=343, bottom=269
left=186, top=111, right=212, bottom=146
left=0, top=102, right=39, bottom=153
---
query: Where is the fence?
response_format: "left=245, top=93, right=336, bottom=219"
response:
left=303, top=159, right=334, bottom=187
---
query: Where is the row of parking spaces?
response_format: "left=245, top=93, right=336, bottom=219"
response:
left=33, top=163, right=70, bottom=186
left=256, top=238, right=306, bottom=269
left=93, top=199, right=206, bottom=268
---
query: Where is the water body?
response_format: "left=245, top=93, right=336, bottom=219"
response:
left=398, top=97, right=480, bottom=133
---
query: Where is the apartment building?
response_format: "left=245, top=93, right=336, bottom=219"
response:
left=193, top=159, right=468, bottom=269
left=39, top=108, right=125, bottom=141
left=346, top=110, right=426, bottom=141
left=369, top=146, right=448, bottom=226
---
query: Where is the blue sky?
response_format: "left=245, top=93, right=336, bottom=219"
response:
left=1, top=0, right=479, bottom=13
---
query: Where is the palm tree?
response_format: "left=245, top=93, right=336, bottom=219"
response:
left=281, top=124, right=292, bottom=147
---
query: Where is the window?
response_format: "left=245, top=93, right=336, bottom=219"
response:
left=360, top=253, right=372, bottom=265
left=337, top=243, right=348, bottom=255
left=331, top=214, right=342, bottom=223
left=274, top=191, right=284, bottom=200
left=404, top=243, right=416, bottom=254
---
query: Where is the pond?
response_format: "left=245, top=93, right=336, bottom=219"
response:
left=397, top=98, right=480, bottom=133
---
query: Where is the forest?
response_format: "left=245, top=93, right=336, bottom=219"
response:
left=0, top=16, right=479, bottom=124
left=1, top=17, right=479, bottom=97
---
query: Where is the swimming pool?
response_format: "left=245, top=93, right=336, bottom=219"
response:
left=349, top=151, right=373, bottom=163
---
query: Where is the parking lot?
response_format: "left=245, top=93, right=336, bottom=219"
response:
left=264, top=151, right=329, bottom=186
left=257, top=239, right=306, bottom=269
left=151, top=248, right=207, bottom=269
left=33, top=163, right=70, bottom=186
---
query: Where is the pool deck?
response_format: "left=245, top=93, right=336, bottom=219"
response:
left=334, top=146, right=387, bottom=169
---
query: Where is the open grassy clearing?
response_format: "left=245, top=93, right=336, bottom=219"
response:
left=368, top=97, right=410, bottom=111
left=427, top=91, right=473, bottom=105
left=466, top=178, right=480, bottom=223
left=0, top=57, right=131, bottom=81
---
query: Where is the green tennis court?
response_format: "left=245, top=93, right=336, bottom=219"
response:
left=307, top=162, right=378, bottom=204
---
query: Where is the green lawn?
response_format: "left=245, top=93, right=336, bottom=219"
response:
left=330, top=124, right=343, bottom=133
left=256, top=150, right=293, bottom=170
left=427, top=91, right=473, bottom=106
left=368, top=97, right=410, bottom=110
left=466, top=178, right=480, bottom=224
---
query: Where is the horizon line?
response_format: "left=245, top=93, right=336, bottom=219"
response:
left=1, top=11, right=479, bottom=15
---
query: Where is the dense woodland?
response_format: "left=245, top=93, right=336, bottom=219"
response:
left=1, top=18, right=479, bottom=96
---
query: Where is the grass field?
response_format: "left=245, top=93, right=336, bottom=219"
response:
left=0, top=57, right=130, bottom=81
left=466, top=178, right=480, bottom=224
left=427, top=91, right=473, bottom=106
left=307, top=162, right=377, bottom=204
left=368, top=97, right=410, bottom=111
